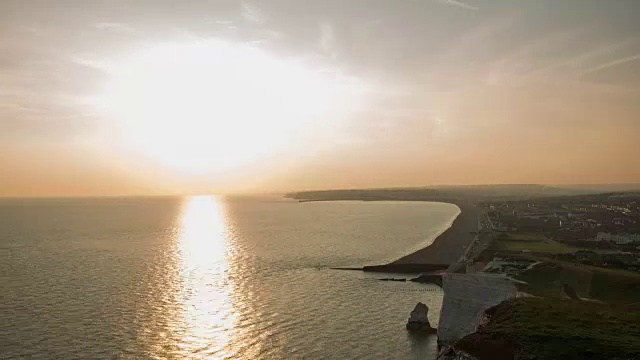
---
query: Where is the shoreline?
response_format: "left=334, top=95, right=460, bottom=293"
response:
left=391, top=201, right=478, bottom=266
left=390, top=203, right=461, bottom=264
left=291, top=196, right=479, bottom=274
left=358, top=202, right=478, bottom=274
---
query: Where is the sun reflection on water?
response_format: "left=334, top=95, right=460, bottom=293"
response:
left=175, top=196, right=237, bottom=358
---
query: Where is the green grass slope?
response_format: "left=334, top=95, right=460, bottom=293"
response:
left=456, top=298, right=640, bottom=360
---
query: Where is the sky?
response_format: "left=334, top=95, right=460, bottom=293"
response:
left=2, top=0, right=640, bottom=197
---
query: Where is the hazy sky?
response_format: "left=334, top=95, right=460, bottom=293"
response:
left=2, top=0, right=640, bottom=196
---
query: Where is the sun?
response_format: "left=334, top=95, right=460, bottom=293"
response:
left=99, top=39, right=358, bottom=175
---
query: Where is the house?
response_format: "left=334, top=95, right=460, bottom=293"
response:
left=613, top=217, right=634, bottom=226
left=596, top=232, right=640, bottom=245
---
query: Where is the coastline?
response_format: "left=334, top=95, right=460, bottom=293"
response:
left=359, top=201, right=478, bottom=273
left=288, top=191, right=480, bottom=273
left=391, top=202, right=478, bottom=266
left=390, top=203, right=461, bottom=264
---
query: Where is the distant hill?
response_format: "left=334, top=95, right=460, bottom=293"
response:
left=286, top=184, right=610, bottom=202
left=286, top=184, right=640, bottom=201
left=552, top=183, right=640, bottom=193
left=425, top=184, right=591, bottom=197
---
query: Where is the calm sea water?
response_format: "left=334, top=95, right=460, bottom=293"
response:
left=0, top=196, right=459, bottom=359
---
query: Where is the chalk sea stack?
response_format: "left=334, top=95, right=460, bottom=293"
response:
left=406, top=302, right=437, bottom=333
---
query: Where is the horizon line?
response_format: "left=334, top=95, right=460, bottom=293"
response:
left=2, top=182, right=640, bottom=200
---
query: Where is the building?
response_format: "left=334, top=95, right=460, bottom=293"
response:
left=613, top=217, right=634, bottom=226
left=596, top=232, right=640, bottom=245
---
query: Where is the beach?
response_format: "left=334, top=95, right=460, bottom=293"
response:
left=288, top=190, right=481, bottom=271
left=287, top=189, right=481, bottom=272
left=392, top=202, right=478, bottom=265
left=357, top=201, right=478, bottom=273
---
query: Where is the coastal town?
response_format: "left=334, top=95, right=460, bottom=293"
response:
left=478, top=192, right=640, bottom=273
left=434, top=191, right=640, bottom=359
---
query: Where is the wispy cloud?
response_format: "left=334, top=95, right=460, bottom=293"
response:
left=318, top=22, right=336, bottom=57
left=70, top=56, right=111, bottom=71
left=241, top=2, right=266, bottom=24
left=581, top=53, right=640, bottom=77
left=525, top=39, right=637, bottom=77
left=435, top=0, right=479, bottom=11
left=93, top=22, right=137, bottom=34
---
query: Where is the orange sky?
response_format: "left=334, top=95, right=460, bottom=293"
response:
left=2, top=0, right=640, bottom=197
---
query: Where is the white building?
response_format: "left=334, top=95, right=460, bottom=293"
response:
left=596, top=232, right=640, bottom=245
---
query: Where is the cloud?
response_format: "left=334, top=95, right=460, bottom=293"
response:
left=581, top=53, right=640, bottom=77
left=0, top=93, right=97, bottom=144
left=318, top=22, right=336, bottom=57
left=435, top=0, right=479, bottom=11
left=241, top=2, right=266, bottom=24
left=93, top=22, right=137, bottom=34
left=524, top=39, right=637, bottom=77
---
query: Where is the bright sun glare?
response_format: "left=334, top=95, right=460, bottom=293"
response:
left=100, top=40, right=360, bottom=175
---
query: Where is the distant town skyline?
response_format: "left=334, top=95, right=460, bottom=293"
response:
left=2, top=0, right=640, bottom=197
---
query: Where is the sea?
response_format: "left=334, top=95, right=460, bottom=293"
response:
left=0, top=196, right=460, bottom=359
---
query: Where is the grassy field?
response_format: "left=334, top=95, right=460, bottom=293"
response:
left=479, top=231, right=640, bottom=304
left=515, top=258, right=640, bottom=304
left=502, top=232, right=548, bottom=242
left=456, top=297, right=640, bottom=360
left=489, top=232, right=575, bottom=254
left=516, top=261, right=593, bottom=299
left=590, top=267, right=640, bottom=304
left=491, top=240, right=573, bottom=253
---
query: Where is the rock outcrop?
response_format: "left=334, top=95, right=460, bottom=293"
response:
left=409, top=274, right=443, bottom=287
left=378, top=277, right=407, bottom=282
left=406, top=302, right=437, bottom=333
